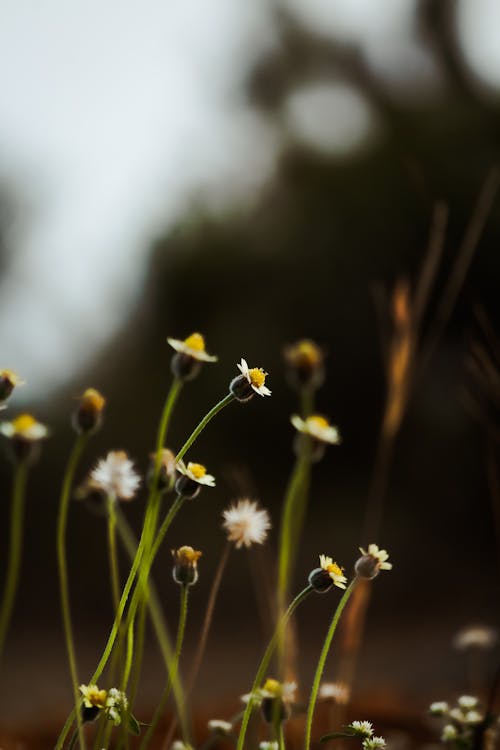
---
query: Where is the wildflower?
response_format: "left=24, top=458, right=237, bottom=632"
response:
left=230, top=358, right=271, bottom=402
left=318, top=682, right=350, bottom=704
left=208, top=720, right=233, bottom=735
left=283, top=339, right=325, bottom=390
left=348, top=721, right=374, bottom=738
left=106, top=687, right=129, bottom=725
left=80, top=683, right=108, bottom=723
left=175, top=460, right=215, bottom=499
left=291, top=415, right=340, bottom=445
left=172, top=742, right=194, bottom=750
left=0, top=370, right=24, bottom=404
left=90, top=451, right=141, bottom=501
left=355, top=544, right=392, bottom=580
left=147, top=448, right=176, bottom=493
left=259, top=743, right=279, bottom=750
left=308, top=554, right=347, bottom=593
left=441, top=725, right=458, bottom=742
left=73, top=388, right=106, bottom=434
left=453, top=625, right=497, bottom=650
left=168, top=332, right=217, bottom=381
left=0, top=413, right=48, bottom=464
left=259, top=678, right=297, bottom=724
left=172, top=546, right=202, bottom=586
left=430, top=701, right=449, bottom=716
left=458, top=696, right=479, bottom=710
left=222, top=499, right=271, bottom=548
left=362, top=737, right=386, bottom=750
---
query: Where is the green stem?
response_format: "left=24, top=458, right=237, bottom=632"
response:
left=0, top=463, right=28, bottom=657
left=107, top=498, right=121, bottom=613
left=303, top=579, right=357, bottom=750
left=236, top=584, right=314, bottom=750
left=278, top=721, right=286, bottom=750
left=56, top=435, right=89, bottom=750
left=151, top=494, right=185, bottom=560
left=140, top=584, right=189, bottom=750
left=175, top=393, right=234, bottom=463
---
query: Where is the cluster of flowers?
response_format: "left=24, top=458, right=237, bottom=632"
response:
left=430, top=696, right=485, bottom=747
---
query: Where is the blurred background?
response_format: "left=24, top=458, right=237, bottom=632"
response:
left=0, top=0, right=500, bottom=745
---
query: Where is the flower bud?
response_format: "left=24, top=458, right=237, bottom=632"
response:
left=283, top=340, right=325, bottom=390
left=308, top=567, right=334, bottom=593
left=0, top=370, right=24, bottom=403
left=73, top=388, right=106, bottom=434
left=355, top=544, right=392, bottom=580
left=172, top=546, right=202, bottom=586
left=0, top=414, right=48, bottom=464
left=147, top=449, right=176, bottom=493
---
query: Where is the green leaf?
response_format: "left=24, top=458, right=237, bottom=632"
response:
left=127, top=713, right=141, bottom=736
left=320, top=731, right=358, bottom=742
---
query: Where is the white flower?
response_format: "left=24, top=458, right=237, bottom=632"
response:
left=349, top=721, right=374, bottom=737
left=222, top=499, right=271, bottom=548
left=176, top=460, right=216, bottom=487
left=90, top=451, right=141, bottom=500
left=463, top=710, right=483, bottom=725
left=171, top=742, right=193, bottom=750
left=362, top=736, right=386, bottom=750
left=318, top=682, right=350, bottom=704
left=319, top=555, right=347, bottom=589
left=0, top=413, right=48, bottom=440
left=259, top=679, right=297, bottom=702
left=208, top=720, right=233, bottom=734
left=441, top=725, right=458, bottom=742
left=429, top=701, right=449, bottom=715
left=106, top=688, right=128, bottom=725
left=358, top=544, right=392, bottom=571
left=458, top=696, right=478, bottom=710
left=259, top=743, right=279, bottom=750
left=167, top=333, right=217, bottom=362
left=291, top=414, right=341, bottom=444
left=453, top=625, right=497, bottom=650
left=237, top=358, right=271, bottom=397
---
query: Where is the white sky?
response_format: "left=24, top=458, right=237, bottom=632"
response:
left=0, top=0, right=497, bottom=401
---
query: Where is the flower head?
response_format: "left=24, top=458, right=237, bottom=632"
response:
left=453, top=624, right=497, bottom=651
left=320, top=555, right=347, bottom=588
left=318, top=682, right=350, bottom=704
left=458, top=696, right=479, bottom=710
left=283, top=339, right=325, bottom=389
left=258, top=679, right=297, bottom=724
left=105, top=687, right=129, bottom=726
left=441, top=725, right=458, bottom=742
left=175, top=460, right=215, bottom=498
left=0, top=413, right=48, bottom=463
left=148, top=448, right=176, bottom=492
left=73, top=388, right=106, bottom=434
left=259, top=743, right=279, bottom=750
left=363, top=737, right=386, bottom=750
left=430, top=701, right=449, bottom=716
left=168, top=333, right=217, bottom=363
left=207, top=720, right=233, bottom=735
left=172, top=545, right=202, bottom=586
left=348, top=721, right=374, bottom=738
left=291, top=414, right=341, bottom=445
left=90, top=451, right=141, bottom=501
left=80, top=683, right=108, bottom=709
left=355, top=544, right=392, bottom=580
left=230, top=358, right=271, bottom=401
left=222, top=499, right=271, bottom=548
left=0, top=369, right=25, bottom=404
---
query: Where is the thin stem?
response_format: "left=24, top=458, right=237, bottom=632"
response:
left=151, top=495, right=185, bottom=561
left=0, top=463, right=28, bottom=656
left=236, top=585, right=314, bottom=750
left=141, top=585, right=190, bottom=750
left=175, top=393, right=234, bottom=463
left=278, top=721, right=286, bottom=750
left=107, top=498, right=121, bottom=612
left=303, top=579, right=357, bottom=750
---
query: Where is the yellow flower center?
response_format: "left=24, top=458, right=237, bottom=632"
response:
left=308, top=415, right=329, bottom=430
left=187, top=462, right=207, bottom=479
left=87, top=687, right=108, bottom=708
left=263, top=678, right=282, bottom=697
left=248, top=368, right=266, bottom=388
left=0, top=369, right=19, bottom=383
left=12, top=414, right=37, bottom=433
left=326, top=561, right=344, bottom=577
left=184, top=333, right=206, bottom=352
left=81, top=388, right=106, bottom=411
left=295, top=340, right=322, bottom=364
left=175, top=545, right=202, bottom=565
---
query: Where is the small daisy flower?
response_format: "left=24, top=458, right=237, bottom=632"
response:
left=362, top=736, right=386, bottom=750
left=283, top=339, right=325, bottom=390
left=453, top=624, right=498, bottom=651
left=79, top=683, right=107, bottom=723
left=291, top=415, right=341, bottom=445
left=222, top=499, right=271, bottom=548
left=355, top=544, right=392, bottom=580
left=90, top=451, right=141, bottom=501
left=441, top=724, right=458, bottom=742
left=0, top=413, right=48, bottom=463
left=172, top=546, right=202, bottom=586
left=207, top=720, right=233, bottom=735
left=458, top=696, right=479, bottom=710
left=259, top=679, right=297, bottom=724
left=430, top=701, right=449, bottom=716
left=348, top=721, right=374, bottom=738
left=168, top=332, right=217, bottom=381
left=309, top=555, right=347, bottom=593
left=73, top=388, right=106, bottom=434
left=0, top=369, right=25, bottom=403
left=318, top=682, right=350, bottom=704
left=230, top=358, right=271, bottom=402
left=175, top=460, right=215, bottom=498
